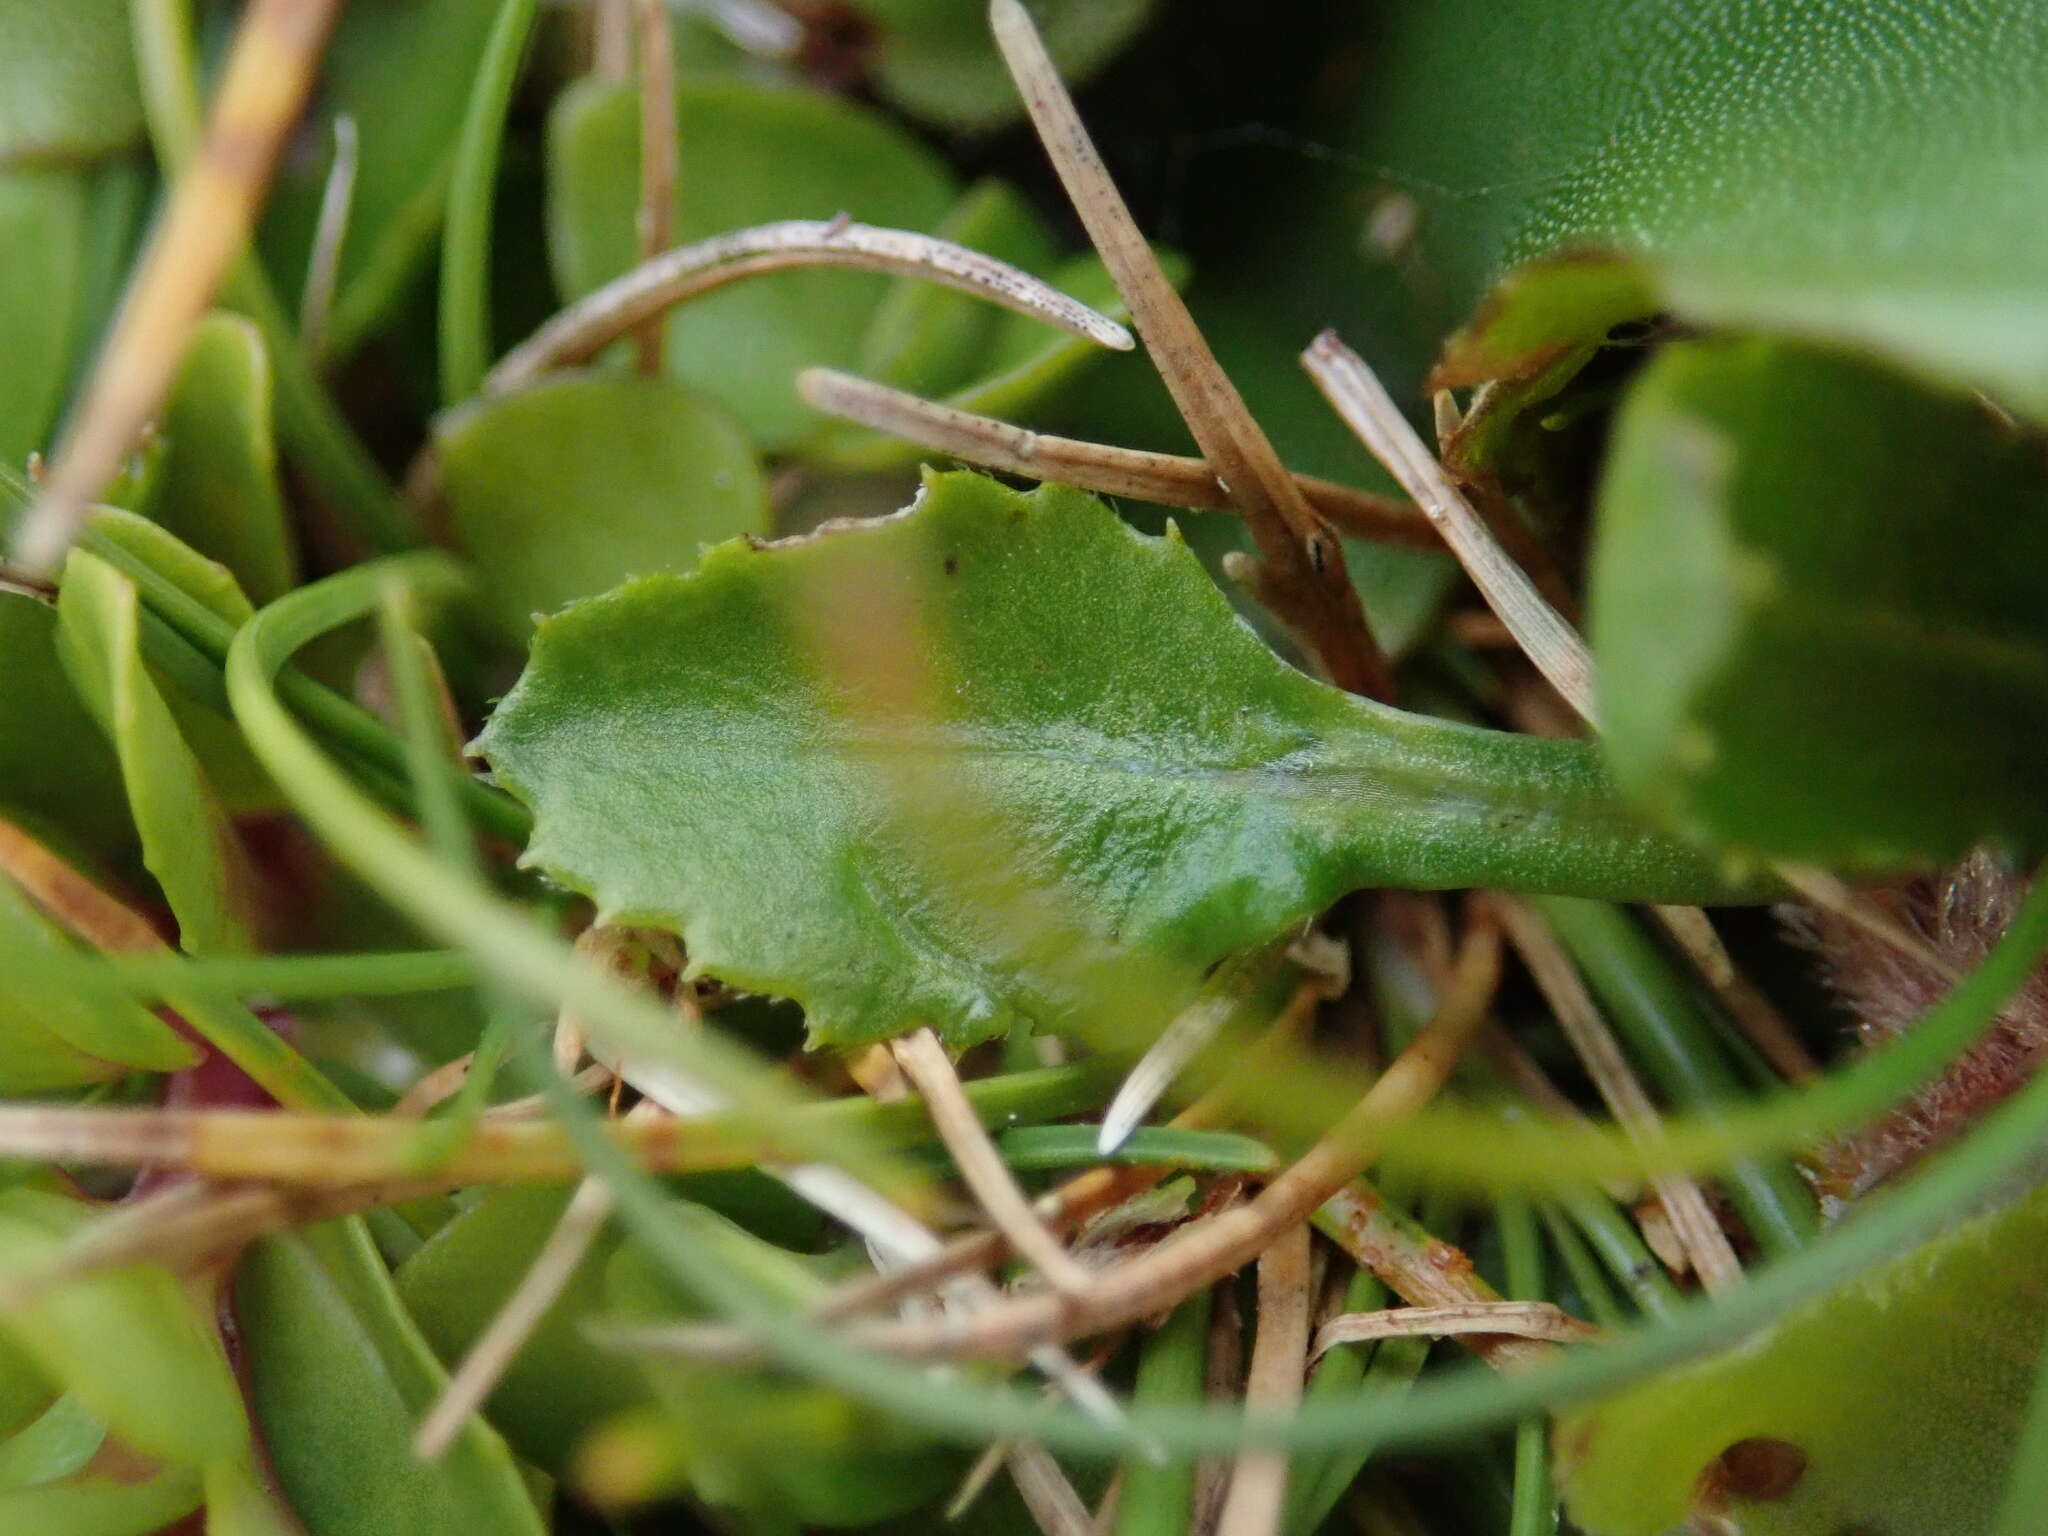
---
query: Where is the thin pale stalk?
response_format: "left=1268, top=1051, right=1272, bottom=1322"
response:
left=1650, top=905, right=1820, bottom=1083
left=989, top=0, right=1387, bottom=698
left=413, top=1101, right=661, bottom=1459
left=893, top=1028, right=1094, bottom=1295
left=799, top=369, right=1432, bottom=548
left=484, top=220, right=1132, bottom=394
left=1301, top=331, right=1591, bottom=715
left=298, top=112, right=357, bottom=354
left=1492, top=896, right=1744, bottom=1293
left=14, top=0, right=340, bottom=575
left=631, top=0, right=676, bottom=373
left=1216, top=1225, right=1313, bottom=1536
left=795, top=922, right=1499, bottom=1363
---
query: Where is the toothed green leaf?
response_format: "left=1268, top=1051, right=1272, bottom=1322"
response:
left=480, top=471, right=1754, bottom=1048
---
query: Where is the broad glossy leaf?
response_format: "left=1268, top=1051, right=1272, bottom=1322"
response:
left=1557, top=1182, right=2048, bottom=1536
left=58, top=551, right=257, bottom=953
left=0, top=0, right=141, bottom=164
left=546, top=77, right=955, bottom=446
left=851, top=0, right=1154, bottom=133
left=1591, top=338, right=2048, bottom=869
left=480, top=471, right=1755, bottom=1048
left=0, top=169, right=86, bottom=472
left=0, top=591, right=133, bottom=863
left=397, top=1185, right=646, bottom=1471
left=0, top=1187, right=245, bottom=1471
left=1335, top=0, right=2048, bottom=415
left=152, top=313, right=297, bottom=605
left=234, top=1220, right=546, bottom=1536
left=260, top=0, right=504, bottom=359
left=0, top=877, right=196, bottom=1091
left=435, top=372, right=768, bottom=640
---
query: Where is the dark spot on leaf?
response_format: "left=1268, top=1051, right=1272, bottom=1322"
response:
left=1702, top=1437, right=1808, bottom=1503
left=943, top=555, right=959, bottom=576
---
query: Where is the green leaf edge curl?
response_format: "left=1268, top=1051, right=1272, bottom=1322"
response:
left=481, top=471, right=1761, bottom=1050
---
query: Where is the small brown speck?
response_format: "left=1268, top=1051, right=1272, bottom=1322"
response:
left=1703, top=1437, right=1808, bottom=1504
left=943, top=555, right=959, bottom=576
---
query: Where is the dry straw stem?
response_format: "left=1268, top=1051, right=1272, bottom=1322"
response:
left=989, top=0, right=1390, bottom=699
left=10, top=0, right=341, bottom=576
left=1301, top=331, right=1594, bottom=717
left=1651, top=904, right=1821, bottom=1083
left=1310, top=1301, right=1598, bottom=1357
left=483, top=220, right=1134, bottom=395
left=1215, top=1224, right=1313, bottom=1536
left=798, top=370, right=1435, bottom=549
left=892, top=1028, right=1096, bottom=1296
left=0, top=815, right=163, bottom=953
left=1490, top=896, right=1745, bottom=1294
left=631, top=0, right=677, bottom=373
left=805, top=920, right=1499, bottom=1364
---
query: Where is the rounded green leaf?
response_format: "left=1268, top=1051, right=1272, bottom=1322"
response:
left=1591, top=338, right=2048, bottom=868
left=152, top=313, right=297, bottom=605
left=1558, top=1182, right=2048, bottom=1536
left=396, top=1185, right=647, bottom=1471
left=435, top=372, right=768, bottom=639
left=234, top=1222, right=547, bottom=1536
left=852, top=0, right=1155, bottom=133
left=0, top=0, right=141, bottom=165
left=545, top=77, right=955, bottom=446
left=479, top=470, right=1756, bottom=1048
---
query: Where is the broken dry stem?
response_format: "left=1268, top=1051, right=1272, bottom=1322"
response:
left=893, top=1027, right=1095, bottom=1296
left=1215, top=1223, right=1313, bottom=1536
left=1311, top=1301, right=1597, bottom=1356
left=990, top=0, right=1388, bottom=698
left=797, top=921, right=1499, bottom=1364
left=799, top=370, right=1432, bottom=548
left=484, top=220, right=1132, bottom=395
left=1491, top=896, right=1744, bottom=1294
left=1301, top=331, right=1593, bottom=716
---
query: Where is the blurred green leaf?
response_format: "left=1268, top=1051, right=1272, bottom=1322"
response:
left=57, top=550, right=257, bottom=953
left=0, top=1396, right=104, bottom=1491
left=545, top=77, right=955, bottom=446
left=234, top=1220, right=547, bottom=1536
left=0, top=877, right=196, bottom=1091
left=851, top=0, right=1154, bottom=133
left=0, top=170, right=87, bottom=473
left=151, top=313, right=297, bottom=605
left=1591, top=338, right=2048, bottom=869
left=1343, top=0, right=2048, bottom=414
left=0, top=1187, right=244, bottom=1470
left=435, top=371, right=767, bottom=640
left=480, top=471, right=1755, bottom=1048
left=1558, top=1181, right=2048, bottom=1536
left=0, top=1462, right=202, bottom=1536
left=0, top=591, right=133, bottom=864
left=260, top=0, right=506, bottom=360
left=397, top=1185, right=647, bottom=1472
left=0, top=0, right=141, bottom=164
left=592, top=1209, right=957, bottom=1529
